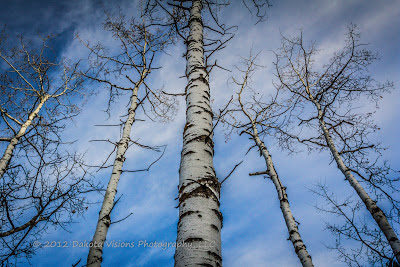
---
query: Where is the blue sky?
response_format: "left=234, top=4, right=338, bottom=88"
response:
left=1, top=0, right=399, bottom=266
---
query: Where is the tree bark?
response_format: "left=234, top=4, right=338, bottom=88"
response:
left=315, top=103, right=400, bottom=263
left=175, top=1, right=222, bottom=266
left=86, top=83, right=141, bottom=267
left=0, top=94, right=49, bottom=180
left=252, top=125, right=314, bottom=267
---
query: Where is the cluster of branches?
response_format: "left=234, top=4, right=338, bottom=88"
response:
left=312, top=183, right=399, bottom=266
left=0, top=32, right=98, bottom=265
left=143, top=0, right=271, bottom=81
left=79, top=12, right=177, bottom=120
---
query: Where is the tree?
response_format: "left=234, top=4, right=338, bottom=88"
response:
left=223, top=54, right=314, bottom=266
left=143, top=1, right=271, bottom=265
left=78, top=11, right=176, bottom=267
left=0, top=33, right=83, bottom=180
left=171, top=2, right=224, bottom=265
left=272, top=26, right=400, bottom=264
left=0, top=32, right=96, bottom=265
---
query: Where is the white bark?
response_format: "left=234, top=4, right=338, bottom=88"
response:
left=175, top=1, right=222, bottom=266
left=315, top=104, right=400, bottom=263
left=252, top=125, right=314, bottom=267
left=86, top=83, right=141, bottom=267
left=0, top=94, right=50, bottom=180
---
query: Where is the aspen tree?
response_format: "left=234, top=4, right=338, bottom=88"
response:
left=80, top=13, right=175, bottom=267
left=273, top=26, right=400, bottom=264
left=226, top=55, right=314, bottom=266
left=144, top=1, right=271, bottom=265
left=0, top=33, right=95, bottom=265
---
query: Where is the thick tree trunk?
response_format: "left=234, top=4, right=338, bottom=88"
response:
left=252, top=125, right=314, bottom=267
left=0, top=95, right=49, bottom=180
left=315, top=105, right=400, bottom=263
left=175, top=1, right=222, bottom=266
left=86, top=84, right=140, bottom=267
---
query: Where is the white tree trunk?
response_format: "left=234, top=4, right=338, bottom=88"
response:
left=252, top=125, right=314, bottom=267
left=175, top=1, right=222, bottom=266
left=315, top=105, right=400, bottom=263
left=86, top=84, right=140, bottom=267
left=0, top=95, right=49, bottom=180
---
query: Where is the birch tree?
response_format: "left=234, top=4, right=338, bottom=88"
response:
left=0, top=33, right=96, bottom=265
left=143, top=1, right=271, bottom=265
left=0, top=34, right=83, bottom=180
left=273, top=26, right=400, bottom=264
left=173, top=2, right=223, bottom=265
left=223, top=55, right=314, bottom=266
left=79, top=12, right=176, bottom=267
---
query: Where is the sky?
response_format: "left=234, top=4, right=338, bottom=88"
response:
left=0, top=0, right=399, bottom=266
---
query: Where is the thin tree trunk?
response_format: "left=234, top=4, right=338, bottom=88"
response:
left=252, top=124, right=314, bottom=267
left=315, top=104, right=400, bottom=263
left=0, top=95, right=49, bottom=180
left=175, top=1, right=222, bottom=266
left=86, top=83, right=141, bottom=267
